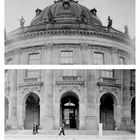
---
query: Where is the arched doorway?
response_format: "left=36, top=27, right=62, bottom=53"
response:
left=60, top=92, right=79, bottom=129
left=100, top=93, right=115, bottom=130
left=24, top=93, right=40, bottom=129
left=5, top=97, right=9, bottom=125
left=131, top=97, right=135, bottom=124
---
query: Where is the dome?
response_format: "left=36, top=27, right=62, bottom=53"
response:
left=30, top=0, right=102, bottom=26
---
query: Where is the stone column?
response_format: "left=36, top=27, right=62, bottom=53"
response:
left=121, top=70, right=131, bottom=130
left=44, top=43, right=53, bottom=64
left=114, top=104, right=122, bottom=130
left=8, top=70, right=18, bottom=129
left=13, top=49, right=21, bottom=64
left=79, top=102, right=86, bottom=129
left=80, top=43, right=89, bottom=64
left=40, top=70, right=54, bottom=130
left=111, top=48, right=119, bottom=64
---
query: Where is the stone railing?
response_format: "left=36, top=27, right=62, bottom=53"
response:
left=60, top=76, right=81, bottom=81
left=6, top=22, right=130, bottom=44
left=56, top=76, right=84, bottom=86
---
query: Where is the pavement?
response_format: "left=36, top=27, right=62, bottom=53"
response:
left=5, top=134, right=135, bottom=140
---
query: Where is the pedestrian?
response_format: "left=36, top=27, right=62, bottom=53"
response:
left=58, top=123, right=65, bottom=136
left=36, top=123, right=39, bottom=134
left=33, top=123, right=36, bottom=135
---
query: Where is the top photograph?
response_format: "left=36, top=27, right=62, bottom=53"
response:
left=5, top=0, right=135, bottom=65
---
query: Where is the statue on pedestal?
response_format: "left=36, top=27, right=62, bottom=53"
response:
left=17, top=16, right=25, bottom=28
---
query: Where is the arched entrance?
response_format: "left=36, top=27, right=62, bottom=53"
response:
left=5, top=97, right=9, bottom=125
left=131, top=97, right=135, bottom=123
left=100, top=93, right=115, bottom=130
left=24, top=93, right=40, bottom=129
left=60, top=92, right=79, bottom=129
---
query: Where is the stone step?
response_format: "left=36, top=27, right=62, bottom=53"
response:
left=5, top=135, right=135, bottom=140
left=5, top=130, right=134, bottom=136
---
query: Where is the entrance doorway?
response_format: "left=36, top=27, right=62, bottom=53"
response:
left=24, top=93, right=40, bottom=129
left=100, top=94, right=115, bottom=130
left=131, top=97, right=135, bottom=123
left=60, top=92, right=79, bottom=129
left=5, top=97, right=9, bottom=125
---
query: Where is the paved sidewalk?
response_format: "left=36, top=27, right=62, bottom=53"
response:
left=5, top=135, right=135, bottom=140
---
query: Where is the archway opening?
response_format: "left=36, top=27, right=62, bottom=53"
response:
left=24, top=93, right=40, bottom=129
left=131, top=97, right=135, bottom=124
left=100, top=93, right=115, bottom=130
left=5, top=97, right=9, bottom=125
left=60, top=92, right=79, bottom=129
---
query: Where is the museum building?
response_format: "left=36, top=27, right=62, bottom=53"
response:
left=5, top=0, right=134, bottom=65
left=5, top=69, right=135, bottom=131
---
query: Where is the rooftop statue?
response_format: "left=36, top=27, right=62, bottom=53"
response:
left=17, top=16, right=25, bottom=28
left=107, top=16, right=112, bottom=32
left=124, top=25, right=129, bottom=35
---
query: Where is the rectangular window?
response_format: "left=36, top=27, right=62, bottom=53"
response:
left=102, top=70, right=113, bottom=78
left=28, top=53, right=40, bottom=64
left=26, top=70, right=40, bottom=78
left=93, top=52, right=104, bottom=64
left=60, top=50, right=73, bottom=64
left=119, top=57, right=125, bottom=64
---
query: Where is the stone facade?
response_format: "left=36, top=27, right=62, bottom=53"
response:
left=5, top=69, right=135, bottom=131
left=5, top=0, right=135, bottom=65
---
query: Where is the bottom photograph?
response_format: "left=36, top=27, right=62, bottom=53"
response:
left=5, top=69, right=135, bottom=140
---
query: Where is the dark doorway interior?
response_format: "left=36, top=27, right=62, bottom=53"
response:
left=131, top=97, right=135, bottom=123
left=61, top=93, right=79, bottom=129
left=5, top=97, right=9, bottom=125
left=24, top=93, right=40, bottom=129
left=100, top=94, right=115, bottom=130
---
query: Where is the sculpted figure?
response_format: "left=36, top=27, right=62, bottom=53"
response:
left=107, top=16, right=112, bottom=28
left=18, top=16, right=25, bottom=28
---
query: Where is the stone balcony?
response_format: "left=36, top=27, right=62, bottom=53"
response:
left=56, top=76, right=84, bottom=86
left=97, top=77, right=121, bottom=88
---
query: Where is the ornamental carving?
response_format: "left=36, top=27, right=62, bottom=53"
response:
left=19, top=81, right=43, bottom=94
left=97, top=77, right=121, bottom=94
left=56, top=80, right=84, bottom=91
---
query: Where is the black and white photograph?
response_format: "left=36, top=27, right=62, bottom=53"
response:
left=5, top=0, right=135, bottom=65
left=2, top=0, right=137, bottom=140
left=5, top=69, right=135, bottom=140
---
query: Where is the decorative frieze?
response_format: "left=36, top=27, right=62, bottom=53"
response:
left=19, top=78, right=43, bottom=94
left=56, top=76, right=84, bottom=91
left=97, top=77, right=121, bottom=93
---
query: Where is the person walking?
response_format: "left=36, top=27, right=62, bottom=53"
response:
left=36, top=123, right=39, bottom=134
left=33, top=123, right=36, bottom=135
left=58, top=123, right=65, bottom=136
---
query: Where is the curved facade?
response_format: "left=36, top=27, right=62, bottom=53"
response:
left=5, top=0, right=135, bottom=65
left=5, top=69, right=135, bottom=131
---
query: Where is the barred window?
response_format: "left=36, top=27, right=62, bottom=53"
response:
left=60, top=50, right=73, bottom=64
left=26, top=70, right=40, bottom=78
left=93, top=52, right=104, bottom=64
left=102, top=70, right=113, bottom=78
left=28, top=53, right=40, bottom=64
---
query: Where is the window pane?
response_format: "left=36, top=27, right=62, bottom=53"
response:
left=93, top=52, right=104, bottom=64
left=27, top=70, right=39, bottom=77
left=102, top=70, right=113, bottom=78
left=60, top=50, right=73, bottom=64
left=28, top=53, right=40, bottom=64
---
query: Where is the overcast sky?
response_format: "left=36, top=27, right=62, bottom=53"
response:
left=5, top=0, right=135, bottom=38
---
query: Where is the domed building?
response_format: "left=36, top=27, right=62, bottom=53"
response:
left=5, top=69, right=135, bottom=132
left=5, top=0, right=134, bottom=65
